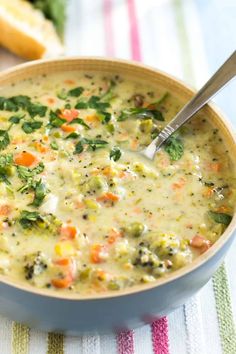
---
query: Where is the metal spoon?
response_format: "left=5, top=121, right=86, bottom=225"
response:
left=142, top=50, right=236, bottom=160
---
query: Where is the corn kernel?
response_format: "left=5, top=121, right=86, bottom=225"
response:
left=88, top=214, right=97, bottom=222
left=84, top=199, right=99, bottom=210
left=54, top=242, right=74, bottom=256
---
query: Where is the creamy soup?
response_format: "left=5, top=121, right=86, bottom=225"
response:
left=0, top=72, right=235, bottom=294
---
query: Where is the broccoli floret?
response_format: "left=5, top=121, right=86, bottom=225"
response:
left=24, top=251, right=48, bottom=280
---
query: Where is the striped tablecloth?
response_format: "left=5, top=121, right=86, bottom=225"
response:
left=0, top=1, right=236, bottom=353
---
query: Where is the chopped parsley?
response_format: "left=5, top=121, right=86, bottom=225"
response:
left=30, top=180, right=48, bottom=207
left=208, top=211, right=232, bottom=226
left=22, top=121, right=43, bottom=134
left=65, top=132, right=80, bottom=139
left=0, top=153, right=13, bottom=184
left=27, top=103, right=47, bottom=118
left=164, top=135, right=184, bottom=161
left=9, top=114, right=25, bottom=124
left=0, top=95, right=47, bottom=118
left=118, top=107, right=164, bottom=121
left=17, top=162, right=44, bottom=180
left=68, top=86, right=84, bottom=97
left=0, top=130, right=10, bottom=151
left=19, top=210, right=43, bottom=229
left=110, top=147, right=122, bottom=161
left=69, top=118, right=90, bottom=129
left=48, top=110, right=66, bottom=128
left=74, top=138, right=108, bottom=154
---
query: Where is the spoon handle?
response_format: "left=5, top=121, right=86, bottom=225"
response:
left=144, top=51, right=236, bottom=159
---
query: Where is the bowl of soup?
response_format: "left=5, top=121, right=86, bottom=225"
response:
left=0, top=57, right=235, bottom=334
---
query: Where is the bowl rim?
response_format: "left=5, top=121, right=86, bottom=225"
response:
left=0, top=56, right=235, bottom=301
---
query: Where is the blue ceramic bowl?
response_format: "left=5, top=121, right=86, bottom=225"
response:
left=0, top=58, right=235, bottom=335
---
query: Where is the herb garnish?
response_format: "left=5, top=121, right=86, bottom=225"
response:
left=0, top=130, right=10, bottom=151
left=74, top=138, right=108, bottom=154
left=164, top=135, right=184, bottom=161
left=48, top=110, right=66, bottom=128
left=208, top=211, right=232, bottom=226
left=30, top=180, right=48, bottom=207
left=22, top=121, right=43, bottom=134
left=75, top=101, right=88, bottom=109
left=100, top=80, right=116, bottom=102
left=17, top=162, right=44, bottom=180
left=69, top=118, right=90, bottom=129
left=118, top=107, right=164, bottom=122
left=0, top=153, right=13, bottom=184
left=87, top=96, right=110, bottom=111
left=9, top=114, right=25, bottom=124
left=19, top=210, right=43, bottom=229
left=65, top=132, right=80, bottom=139
left=27, top=103, right=47, bottom=118
left=110, top=147, right=122, bottom=161
left=68, top=86, right=84, bottom=97
left=0, top=95, right=47, bottom=118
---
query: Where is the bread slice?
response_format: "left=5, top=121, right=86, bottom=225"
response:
left=0, top=0, right=64, bottom=60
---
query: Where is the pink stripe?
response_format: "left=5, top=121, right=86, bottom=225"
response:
left=126, top=0, right=142, bottom=61
left=107, top=2, right=168, bottom=354
left=151, top=318, right=170, bottom=354
left=117, top=330, right=135, bottom=354
left=103, top=0, right=115, bottom=56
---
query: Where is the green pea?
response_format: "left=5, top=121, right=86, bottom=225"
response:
left=125, top=222, right=146, bottom=237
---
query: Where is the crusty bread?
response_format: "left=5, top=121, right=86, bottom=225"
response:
left=0, top=0, right=64, bottom=60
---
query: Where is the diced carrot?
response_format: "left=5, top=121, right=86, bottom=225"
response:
left=74, top=201, right=85, bottom=209
left=54, top=258, right=71, bottom=266
left=209, top=162, right=222, bottom=172
left=51, top=274, right=73, bottom=289
left=190, top=235, right=212, bottom=254
left=133, top=206, right=141, bottom=214
left=47, top=98, right=55, bottom=105
left=0, top=204, right=11, bottom=216
left=14, top=151, right=38, bottom=167
left=60, top=225, right=77, bottom=240
left=107, top=228, right=122, bottom=244
left=34, top=142, right=48, bottom=154
left=61, top=124, right=76, bottom=133
left=217, top=205, right=231, bottom=213
left=172, top=177, right=186, bottom=190
left=90, top=244, right=108, bottom=263
left=64, top=79, right=76, bottom=85
left=102, top=166, right=115, bottom=177
left=59, top=109, right=79, bottom=122
left=97, top=192, right=120, bottom=203
left=202, top=187, right=214, bottom=198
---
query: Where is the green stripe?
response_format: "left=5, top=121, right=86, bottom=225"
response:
left=47, top=332, right=64, bottom=354
left=172, top=0, right=195, bottom=83
left=172, top=0, right=236, bottom=352
left=12, top=323, right=29, bottom=354
left=213, top=265, right=236, bottom=354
